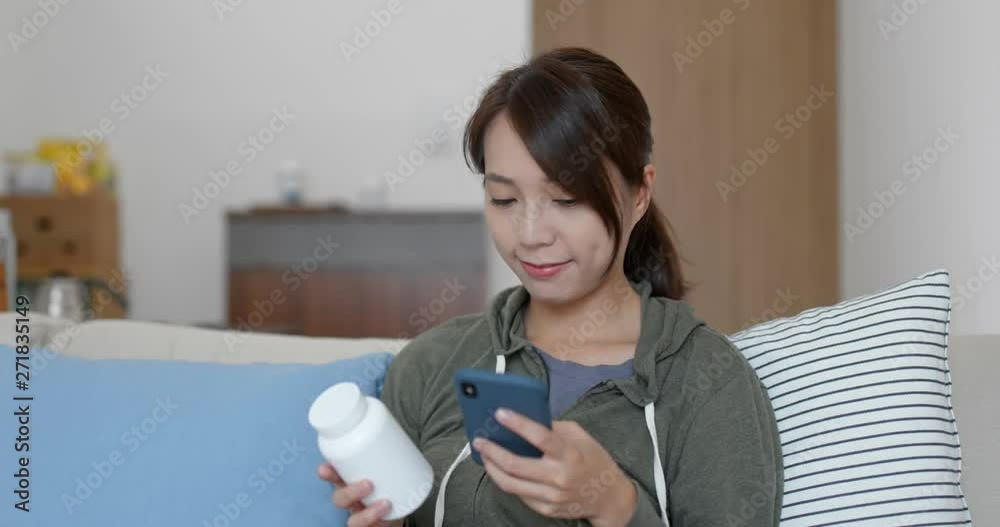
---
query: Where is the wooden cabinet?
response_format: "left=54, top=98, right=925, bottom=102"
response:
left=226, top=209, right=487, bottom=338
left=0, top=193, right=126, bottom=318
left=0, top=194, right=120, bottom=280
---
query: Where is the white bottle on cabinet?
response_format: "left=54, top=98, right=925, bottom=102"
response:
left=308, top=382, right=433, bottom=520
left=276, top=160, right=306, bottom=205
left=356, top=171, right=388, bottom=209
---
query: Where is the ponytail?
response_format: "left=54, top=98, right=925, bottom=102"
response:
left=623, top=202, right=688, bottom=300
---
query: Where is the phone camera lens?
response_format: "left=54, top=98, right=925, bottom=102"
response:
left=461, top=382, right=477, bottom=398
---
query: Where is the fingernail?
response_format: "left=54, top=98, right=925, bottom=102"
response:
left=472, top=438, right=483, bottom=450
left=496, top=408, right=510, bottom=420
left=378, top=499, right=391, bottom=511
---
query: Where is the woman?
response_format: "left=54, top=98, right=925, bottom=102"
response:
left=318, top=47, right=783, bottom=527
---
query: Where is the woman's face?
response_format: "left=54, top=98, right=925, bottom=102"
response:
left=482, top=112, right=631, bottom=304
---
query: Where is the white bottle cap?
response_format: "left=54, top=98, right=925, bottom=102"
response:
left=308, top=382, right=368, bottom=438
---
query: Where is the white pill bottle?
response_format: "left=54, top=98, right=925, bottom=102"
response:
left=308, top=382, right=434, bottom=520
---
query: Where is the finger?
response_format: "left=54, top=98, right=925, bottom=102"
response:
left=474, top=437, right=555, bottom=483
left=522, top=497, right=571, bottom=520
left=346, top=499, right=390, bottom=527
left=317, top=463, right=345, bottom=486
left=483, top=457, right=563, bottom=504
left=496, top=408, right=564, bottom=456
left=333, top=480, right=373, bottom=509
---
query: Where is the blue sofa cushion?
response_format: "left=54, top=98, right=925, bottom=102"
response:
left=0, top=345, right=393, bottom=526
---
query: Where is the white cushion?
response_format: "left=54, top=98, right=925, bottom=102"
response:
left=0, top=314, right=408, bottom=364
left=731, top=270, right=972, bottom=526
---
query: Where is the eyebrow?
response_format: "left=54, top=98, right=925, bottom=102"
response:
left=483, top=172, right=559, bottom=188
left=484, top=172, right=514, bottom=185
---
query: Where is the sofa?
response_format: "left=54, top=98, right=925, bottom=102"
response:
left=0, top=313, right=996, bottom=524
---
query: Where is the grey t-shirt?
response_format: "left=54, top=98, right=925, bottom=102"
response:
left=534, top=346, right=634, bottom=418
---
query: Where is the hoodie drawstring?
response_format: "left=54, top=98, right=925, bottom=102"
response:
left=434, top=354, right=669, bottom=526
left=433, top=355, right=504, bottom=527
left=645, top=401, right=669, bottom=525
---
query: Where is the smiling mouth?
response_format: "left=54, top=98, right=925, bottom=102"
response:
left=519, top=259, right=571, bottom=279
left=521, top=260, right=569, bottom=267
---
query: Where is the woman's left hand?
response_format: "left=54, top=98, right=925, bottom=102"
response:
left=472, top=408, right=638, bottom=527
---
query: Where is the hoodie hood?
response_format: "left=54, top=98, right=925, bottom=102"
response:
left=387, top=278, right=781, bottom=527
left=485, top=278, right=705, bottom=407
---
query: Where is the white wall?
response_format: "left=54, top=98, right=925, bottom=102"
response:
left=0, top=0, right=529, bottom=324
left=840, top=0, right=1000, bottom=334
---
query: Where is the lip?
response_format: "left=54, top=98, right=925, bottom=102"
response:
left=520, top=259, right=570, bottom=279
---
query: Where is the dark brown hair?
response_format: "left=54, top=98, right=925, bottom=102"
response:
left=463, top=47, right=688, bottom=300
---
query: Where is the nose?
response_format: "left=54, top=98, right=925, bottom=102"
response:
left=512, top=198, right=556, bottom=247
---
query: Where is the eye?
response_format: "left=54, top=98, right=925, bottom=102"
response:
left=554, top=199, right=578, bottom=207
left=490, top=198, right=516, bottom=207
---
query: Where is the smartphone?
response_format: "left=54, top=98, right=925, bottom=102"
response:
left=453, top=368, right=552, bottom=465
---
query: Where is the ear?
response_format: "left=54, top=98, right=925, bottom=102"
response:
left=632, top=164, right=657, bottom=224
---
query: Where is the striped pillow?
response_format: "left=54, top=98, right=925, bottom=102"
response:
left=730, top=270, right=972, bottom=527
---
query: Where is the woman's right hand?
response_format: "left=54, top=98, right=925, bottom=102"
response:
left=318, top=463, right=404, bottom=527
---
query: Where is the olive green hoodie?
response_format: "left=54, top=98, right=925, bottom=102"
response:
left=381, top=278, right=782, bottom=526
